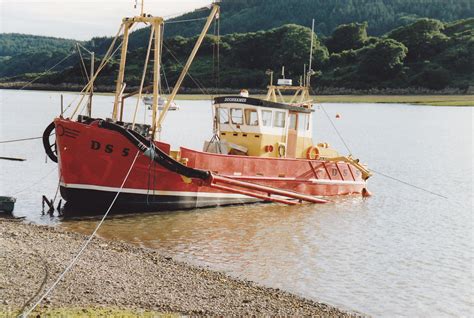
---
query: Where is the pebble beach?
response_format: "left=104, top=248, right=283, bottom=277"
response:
left=0, top=218, right=361, bottom=317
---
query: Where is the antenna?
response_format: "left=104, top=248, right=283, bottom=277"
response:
left=308, top=19, right=315, bottom=87
left=134, top=0, right=145, bottom=15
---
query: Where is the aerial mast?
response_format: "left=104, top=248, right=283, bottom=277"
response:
left=307, top=19, right=315, bottom=87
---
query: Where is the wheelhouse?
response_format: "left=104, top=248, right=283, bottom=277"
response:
left=212, top=96, right=314, bottom=158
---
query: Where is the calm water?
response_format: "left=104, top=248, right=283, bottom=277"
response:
left=1, top=90, right=472, bottom=317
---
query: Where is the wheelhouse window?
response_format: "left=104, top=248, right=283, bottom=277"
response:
left=273, top=111, right=286, bottom=128
left=245, top=109, right=258, bottom=126
left=289, top=113, right=297, bottom=130
left=262, top=110, right=272, bottom=127
left=231, top=108, right=244, bottom=125
left=297, top=113, right=309, bottom=132
left=218, top=108, right=229, bottom=124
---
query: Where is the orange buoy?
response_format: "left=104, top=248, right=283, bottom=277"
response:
left=335, top=114, right=341, bottom=119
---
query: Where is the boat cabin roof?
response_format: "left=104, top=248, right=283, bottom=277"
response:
left=214, top=96, right=313, bottom=113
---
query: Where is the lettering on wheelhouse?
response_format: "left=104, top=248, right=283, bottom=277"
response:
left=90, top=140, right=130, bottom=157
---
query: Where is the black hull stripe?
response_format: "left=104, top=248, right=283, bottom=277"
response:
left=60, top=186, right=259, bottom=216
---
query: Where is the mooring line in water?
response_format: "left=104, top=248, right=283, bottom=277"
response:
left=319, top=104, right=353, bottom=155
left=317, top=103, right=448, bottom=200
left=12, top=166, right=57, bottom=196
left=370, top=169, right=448, bottom=199
left=0, top=136, right=42, bottom=144
left=20, top=151, right=140, bottom=318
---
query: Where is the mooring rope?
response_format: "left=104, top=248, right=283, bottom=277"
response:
left=20, top=150, right=140, bottom=318
left=0, top=136, right=42, bottom=144
left=316, top=102, right=448, bottom=199
left=319, top=104, right=352, bottom=155
left=12, top=166, right=57, bottom=196
left=370, top=168, right=448, bottom=199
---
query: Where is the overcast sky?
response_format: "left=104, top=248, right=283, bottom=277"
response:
left=0, top=0, right=211, bottom=40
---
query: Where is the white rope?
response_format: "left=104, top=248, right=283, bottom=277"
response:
left=20, top=150, right=141, bottom=318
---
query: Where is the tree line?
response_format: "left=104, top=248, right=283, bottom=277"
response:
left=1, top=17, right=473, bottom=91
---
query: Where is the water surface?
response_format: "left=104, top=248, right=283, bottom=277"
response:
left=1, top=90, right=472, bottom=316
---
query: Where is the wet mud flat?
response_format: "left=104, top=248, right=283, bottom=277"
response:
left=0, top=219, right=361, bottom=316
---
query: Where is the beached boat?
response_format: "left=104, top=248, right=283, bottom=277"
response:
left=0, top=196, right=16, bottom=214
left=42, top=3, right=371, bottom=215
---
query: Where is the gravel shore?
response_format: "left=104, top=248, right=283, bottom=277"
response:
left=0, top=218, right=360, bottom=316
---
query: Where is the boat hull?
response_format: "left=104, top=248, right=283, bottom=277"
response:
left=53, top=118, right=367, bottom=215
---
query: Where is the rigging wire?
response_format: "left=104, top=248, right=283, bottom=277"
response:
left=164, top=16, right=208, bottom=24
left=319, top=104, right=352, bottom=155
left=76, top=44, right=90, bottom=83
left=0, top=136, right=42, bottom=144
left=370, top=168, right=448, bottom=199
left=11, top=166, right=57, bottom=196
left=71, top=23, right=125, bottom=118
left=162, top=43, right=211, bottom=96
left=15, top=50, right=77, bottom=92
left=20, top=151, right=141, bottom=318
left=315, top=100, right=447, bottom=199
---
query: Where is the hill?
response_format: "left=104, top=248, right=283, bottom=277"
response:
left=0, top=34, right=80, bottom=77
left=163, top=0, right=473, bottom=37
left=2, top=18, right=472, bottom=92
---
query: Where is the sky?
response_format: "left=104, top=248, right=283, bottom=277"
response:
left=0, top=0, right=211, bottom=40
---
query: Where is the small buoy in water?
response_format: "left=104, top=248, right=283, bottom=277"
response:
left=335, top=114, right=341, bottom=119
left=362, top=188, right=372, bottom=197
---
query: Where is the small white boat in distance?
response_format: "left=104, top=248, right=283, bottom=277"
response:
left=143, top=96, right=180, bottom=111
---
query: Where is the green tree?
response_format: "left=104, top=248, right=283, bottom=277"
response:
left=358, top=39, right=408, bottom=81
left=387, top=18, right=449, bottom=61
left=325, top=22, right=368, bottom=53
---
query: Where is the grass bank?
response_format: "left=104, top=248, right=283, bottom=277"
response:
left=173, top=94, right=473, bottom=106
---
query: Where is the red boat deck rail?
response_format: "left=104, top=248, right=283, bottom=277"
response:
left=209, top=174, right=329, bottom=205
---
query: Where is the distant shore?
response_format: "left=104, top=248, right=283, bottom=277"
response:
left=1, top=82, right=472, bottom=106
left=0, top=218, right=360, bottom=317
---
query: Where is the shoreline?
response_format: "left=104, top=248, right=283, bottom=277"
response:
left=0, top=218, right=361, bottom=317
left=1, top=84, right=472, bottom=106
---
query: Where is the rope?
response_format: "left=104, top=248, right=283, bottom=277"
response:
left=162, top=43, right=211, bottom=96
left=15, top=50, right=77, bottom=92
left=70, top=24, right=125, bottom=118
left=20, top=150, right=140, bottom=318
left=12, top=166, right=57, bottom=196
left=0, top=49, right=77, bottom=106
left=371, top=169, right=448, bottom=199
left=315, top=102, right=447, bottom=199
left=0, top=136, right=42, bottom=144
left=77, top=44, right=90, bottom=82
left=132, top=25, right=155, bottom=128
left=164, top=17, right=208, bottom=24
left=319, top=104, right=352, bottom=155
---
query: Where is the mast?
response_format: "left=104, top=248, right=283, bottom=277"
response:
left=154, top=3, right=220, bottom=138
left=112, top=21, right=132, bottom=120
left=151, top=22, right=161, bottom=136
left=307, top=19, right=315, bottom=87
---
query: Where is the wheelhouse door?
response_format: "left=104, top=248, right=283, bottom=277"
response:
left=287, top=112, right=298, bottom=158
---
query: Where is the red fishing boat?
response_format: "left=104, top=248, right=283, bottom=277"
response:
left=42, top=3, right=371, bottom=215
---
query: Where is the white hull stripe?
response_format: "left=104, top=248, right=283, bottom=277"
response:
left=61, top=182, right=250, bottom=199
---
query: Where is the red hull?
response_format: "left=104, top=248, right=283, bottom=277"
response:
left=54, top=118, right=366, bottom=214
